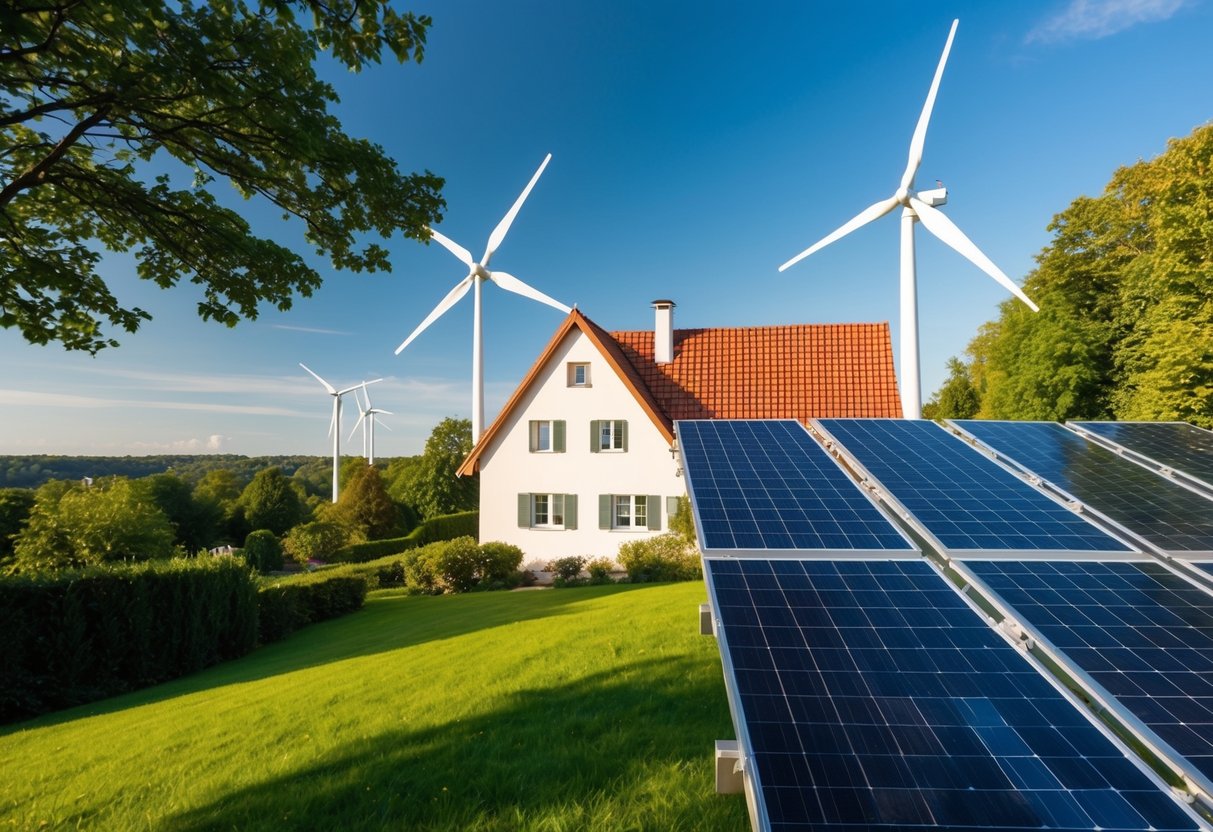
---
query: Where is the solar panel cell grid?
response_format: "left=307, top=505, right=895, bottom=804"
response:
left=965, top=559, right=1213, bottom=790
left=815, top=419, right=1131, bottom=554
left=676, top=420, right=914, bottom=554
left=707, top=558, right=1198, bottom=832
left=1071, top=421, right=1213, bottom=489
left=956, top=420, right=1213, bottom=554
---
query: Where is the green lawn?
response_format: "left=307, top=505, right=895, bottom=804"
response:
left=0, top=583, right=747, bottom=831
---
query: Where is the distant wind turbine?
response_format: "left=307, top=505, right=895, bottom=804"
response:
left=347, top=382, right=393, bottom=465
left=778, top=19, right=1038, bottom=419
left=394, top=153, right=571, bottom=444
left=300, top=363, right=382, bottom=502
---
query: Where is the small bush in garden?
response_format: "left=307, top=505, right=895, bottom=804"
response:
left=241, top=529, right=283, bottom=573
left=376, top=561, right=405, bottom=588
left=616, top=533, right=701, bottom=583
left=478, top=541, right=523, bottom=585
left=282, top=521, right=349, bottom=565
left=547, top=555, right=585, bottom=587
left=586, top=557, right=615, bottom=585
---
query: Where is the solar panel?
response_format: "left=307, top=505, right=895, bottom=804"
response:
left=675, top=420, right=917, bottom=557
left=954, top=420, right=1213, bottom=556
left=706, top=557, right=1200, bottom=832
left=1069, top=421, right=1213, bottom=495
left=814, top=419, right=1133, bottom=557
left=963, top=559, right=1213, bottom=796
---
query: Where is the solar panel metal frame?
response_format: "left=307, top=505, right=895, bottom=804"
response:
left=948, top=420, right=1213, bottom=560
left=810, top=419, right=1139, bottom=561
left=950, top=556, right=1213, bottom=804
left=702, top=555, right=1210, bottom=832
left=1066, top=421, right=1213, bottom=499
left=675, top=419, right=921, bottom=560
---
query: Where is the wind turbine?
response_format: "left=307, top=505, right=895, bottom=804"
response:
left=778, top=19, right=1038, bottom=419
left=300, top=363, right=382, bottom=502
left=347, top=382, right=393, bottom=465
left=394, top=153, right=571, bottom=444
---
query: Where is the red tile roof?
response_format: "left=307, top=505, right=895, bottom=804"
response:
left=458, top=310, right=900, bottom=475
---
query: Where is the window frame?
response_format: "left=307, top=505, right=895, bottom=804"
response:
left=567, top=362, right=591, bottom=387
left=532, top=493, right=566, bottom=529
left=529, top=419, right=565, bottom=453
left=613, top=494, right=647, bottom=530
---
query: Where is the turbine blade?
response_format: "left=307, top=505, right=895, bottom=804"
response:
left=300, top=362, right=336, bottom=394
left=489, top=270, right=572, bottom=313
left=779, top=196, right=900, bottom=272
left=394, top=275, right=474, bottom=354
left=910, top=197, right=1039, bottom=312
left=428, top=228, right=475, bottom=267
left=483, top=153, right=552, bottom=265
left=379, top=421, right=394, bottom=432
left=900, top=19, right=958, bottom=193
left=338, top=378, right=384, bottom=396
left=348, top=409, right=367, bottom=442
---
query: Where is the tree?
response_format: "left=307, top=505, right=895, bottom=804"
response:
left=135, top=472, right=217, bottom=552
left=0, top=487, right=35, bottom=561
left=238, top=467, right=305, bottom=536
left=922, top=357, right=981, bottom=420
left=1, top=1, right=443, bottom=352
left=401, top=418, right=478, bottom=519
left=333, top=465, right=400, bottom=540
left=12, top=478, right=174, bottom=571
left=241, top=528, right=283, bottom=574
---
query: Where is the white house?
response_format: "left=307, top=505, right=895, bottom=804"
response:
left=457, top=301, right=902, bottom=565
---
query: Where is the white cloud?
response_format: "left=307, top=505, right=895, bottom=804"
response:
left=0, top=388, right=304, bottom=416
left=1027, top=0, right=1188, bottom=43
left=129, top=434, right=231, bottom=453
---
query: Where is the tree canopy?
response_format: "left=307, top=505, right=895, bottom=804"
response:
left=928, top=122, right=1213, bottom=428
left=400, top=417, right=477, bottom=519
left=1, top=0, right=443, bottom=352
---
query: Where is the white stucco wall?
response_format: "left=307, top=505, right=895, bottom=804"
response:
left=475, top=328, right=685, bottom=567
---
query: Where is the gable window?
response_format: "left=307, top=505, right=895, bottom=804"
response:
left=598, top=494, right=662, bottom=531
left=518, top=493, right=578, bottom=529
left=567, top=362, right=591, bottom=387
left=529, top=420, right=566, bottom=453
left=590, top=419, right=627, bottom=452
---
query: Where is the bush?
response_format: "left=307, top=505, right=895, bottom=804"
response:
left=257, top=574, right=367, bottom=644
left=586, top=557, right=616, bottom=585
left=282, top=521, right=349, bottom=564
left=616, top=533, right=702, bottom=583
left=0, top=557, right=259, bottom=723
left=328, top=511, right=479, bottom=564
left=547, top=556, right=586, bottom=582
left=241, top=529, right=283, bottom=573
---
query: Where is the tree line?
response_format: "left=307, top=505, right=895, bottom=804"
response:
left=925, top=122, right=1212, bottom=428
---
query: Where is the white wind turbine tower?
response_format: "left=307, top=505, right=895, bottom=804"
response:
left=778, top=19, right=1038, bottom=419
left=347, top=382, right=393, bottom=465
left=394, top=153, right=571, bottom=444
left=300, top=363, right=382, bottom=502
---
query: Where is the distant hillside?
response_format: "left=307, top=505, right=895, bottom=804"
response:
left=0, top=455, right=327, bottom=489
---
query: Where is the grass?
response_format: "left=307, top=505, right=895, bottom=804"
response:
left=0, top=582, right=746, bottom=831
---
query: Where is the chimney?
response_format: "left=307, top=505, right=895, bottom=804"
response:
left=652, top=299, right=675, bottom=364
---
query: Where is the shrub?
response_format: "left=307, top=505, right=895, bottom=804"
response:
left=586, top=557, right=616, bottom=585
left=616, top=533, right=702, bottom=583
left=257, top=574, right=367, bottom=644
left=0, top=557, right=258, bottom=723
left=328, top=511, right=479, bottom=564
left=478, top=541, right=524, bottom=585
left=242, top=529, right=283, bottom=573
left=669, top=494, right=696, bottom=546
left=548, top=555, right=586, bottom=586
left=282, top=520, right=349, bottom=564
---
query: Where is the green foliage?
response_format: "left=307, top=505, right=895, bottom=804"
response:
left=329, top=510, right=478, bottom=563
left=0, top=556, right=258, bottom=722
left=0, top=1, right=442, bottom=353
left=239, top=467, right=306, bottom=535
left=333, top=465, right=401, bottom=540
left=400, top=418, right=478, bottom=519
left=282, top=521, right=350, bottom=565
left=134, top=472, right=218, bottom=552
left=241, top=529, right=284, bottom=574
left=12, top=479, right=175, bottom=572
left=616, top=533, right=702, bottom=583
left=305, top=537, right=521, bottom=595
left=256, top=575, right=367, bottom=644
left=922, top=357, right=981, bottom=420
left=951, top=122, right=1213, bottom=427
left=585, top=557, right=616, bottom=585
left=0, top=488, right=35, bottom=560
left=668, top=494, right=696, bottom=546
left=548, top=556, right=587, bottom=583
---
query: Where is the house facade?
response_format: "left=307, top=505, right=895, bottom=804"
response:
left=458, top=301, right=902, bottom=566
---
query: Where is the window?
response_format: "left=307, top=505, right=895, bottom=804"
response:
left=598, top=494, right=661, bottom=531
left=518, top=493, right=578, bottom=529
left=529, top=420, right=566, bottom=452
left=590, top=419, right=627, bottom=452
left=567, top=362, right=591, bottom=387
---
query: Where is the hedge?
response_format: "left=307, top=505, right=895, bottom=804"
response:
left=328, top=511, right=478, bottom=564
left=257, top=574, right=367, bottom=644
left=0, top=557, right=259, bottom=724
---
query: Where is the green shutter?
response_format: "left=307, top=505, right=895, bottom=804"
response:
left=517, top=494, right=530, bottom=528
left=666, top=496, right=679, bottom=517
left=554, top=420, right=566, bottom=453
left=647, top=495, right=661, bottom=530
left=599, top=494, right=611, bottom=529
left=590, top=420, right=600, bottom=453
left=527, top=421, right=536, bottom=452
left=565, top=494, right=578, bottom=530
left=620, top=420, right=628, bottom=452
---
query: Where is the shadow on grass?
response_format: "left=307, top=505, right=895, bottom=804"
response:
left=162, top=654, right=742, bottom=831
left=3, top=584, right=673, bottom=737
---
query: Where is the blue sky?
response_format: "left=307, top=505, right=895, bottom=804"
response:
left=2, top=0, right=1211, bottom=456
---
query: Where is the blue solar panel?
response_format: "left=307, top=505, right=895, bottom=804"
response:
left=956, top=420, right=1213, bottom=555
left=676, top=420, right=915, bottom=555
left=815, top=419, right=1132, bottom=555
left=706, top=558, right=1199, bottom=832
left=1070, top=421, right=1213, bottom=494
left=965, top=559, right=1213, bottom=794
